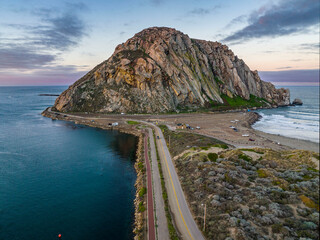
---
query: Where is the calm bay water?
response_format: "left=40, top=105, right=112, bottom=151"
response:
left=0, top=86, right=137, bottom=240
left=253, top=86, right=319, bottom=143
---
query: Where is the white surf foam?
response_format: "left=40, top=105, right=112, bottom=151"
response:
left=253, top=113, right=319, bottom=143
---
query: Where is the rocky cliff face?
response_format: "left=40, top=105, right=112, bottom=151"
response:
left=53, top=27, right=290, bottom=113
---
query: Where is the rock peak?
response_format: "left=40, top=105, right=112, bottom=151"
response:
left=53, top=27, right=290, bottom=113
left=134, top=26, right=183, bottom=37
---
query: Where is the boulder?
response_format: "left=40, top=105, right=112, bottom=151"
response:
left=292, top=98, right=303, bottom=105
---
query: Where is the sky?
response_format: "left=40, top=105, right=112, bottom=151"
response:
left=0, top=0, right=319, bottom=86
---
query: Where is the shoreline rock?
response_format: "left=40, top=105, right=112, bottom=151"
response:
left=292, top=98, right=303, bottom=105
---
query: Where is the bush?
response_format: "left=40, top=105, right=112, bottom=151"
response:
left=299, top=195, right=320, bottom=210
left=257, top=169, right=268, bottom=178
left=139, top=187, right=147, bottom=197
left=213, top=144, right=229, bottom=149
left=138, top=162, right=144, bottom=170
left=238, top=153, right=252, bottom=162
left=272, top=223, right=283, bottom=233
left=138, top=202, right=145, bottom=212
left=208, top=153, right=218, bottom=162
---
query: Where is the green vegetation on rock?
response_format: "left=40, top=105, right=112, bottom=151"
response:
left=221, top=94, right=269, bottom=108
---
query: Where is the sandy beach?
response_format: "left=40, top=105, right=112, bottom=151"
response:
left=43, top=109, right=319, bottom=153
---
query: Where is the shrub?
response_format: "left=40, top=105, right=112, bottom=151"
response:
left=257, top=169, right=268, bottom=178
left=138, top=162, right=144, bottom=170
left=139, top=187, right=147, bottom=197
left=214, top=144, right=229, bottom=149
left=272, top=223, right=283, bottom=233
left=208, top=153, right=218, bottom=162
left=138, top=202, right=145, bottom=212
left=238, top=153, right=252, bottom=162
left=224, top=172, right=237, bottom=184
left=299, top=195, right=320, bottom=210
left=238, top=154, right=250, bottom=161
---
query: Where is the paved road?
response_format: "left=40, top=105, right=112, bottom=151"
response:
left=144, top=133, right=156, bottom=240
left=142, top=122, right=205, bottom=240
left=147, top=128, right=169, bottom=240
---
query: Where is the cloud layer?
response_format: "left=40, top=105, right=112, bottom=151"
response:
left=223, top=0, right=320, bottom=42
left=0, top=47, right=55, bottom=69
left=259, top=69, right=319, bottom=85
left=32, top=11, right=86, bottom=51
left=0, top=4, right=87, bottom=71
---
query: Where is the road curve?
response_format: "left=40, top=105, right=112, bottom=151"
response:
left=142, top=121, right=205, bottom=240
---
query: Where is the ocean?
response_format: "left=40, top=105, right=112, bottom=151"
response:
left=253, top=86, right=319, bottom=143
left=0, top=86, right=137, bottom=240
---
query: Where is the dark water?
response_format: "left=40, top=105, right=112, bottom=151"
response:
left=253, top=86, right=319, bottom=143
left=0, top=86, right=137, bottom=240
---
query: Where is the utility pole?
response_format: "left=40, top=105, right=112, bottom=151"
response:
left=169, top=135, right=171, bottom=148
left=203, top=203, right=206, bottom=232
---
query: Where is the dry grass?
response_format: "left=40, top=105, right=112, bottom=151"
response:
left=299, top=195, right=320, bottom=211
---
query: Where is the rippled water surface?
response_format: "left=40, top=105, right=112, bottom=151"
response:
left=0, top=86, right=137, bottom=240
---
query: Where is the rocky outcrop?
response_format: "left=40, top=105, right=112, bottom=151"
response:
left=53, top=27, right=290, bottom=113
left=292, top=98, right=303, bottom=105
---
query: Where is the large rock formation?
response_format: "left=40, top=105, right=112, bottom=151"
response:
left=53, top=27, right=290, bottom=113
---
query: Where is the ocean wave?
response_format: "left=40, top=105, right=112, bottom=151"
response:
left=287, top=113, right=319, bottom=122
left=287, top=111, right=319, bottom=116
left=253, top=113, right=319, bottom=143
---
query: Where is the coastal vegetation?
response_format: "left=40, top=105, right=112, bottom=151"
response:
left=133, top=134, right=147, bottom=240
left=221, top=94, right=270, bottom=108
left=173, top=146, right=319, bottom=239
left=158, top=124, right=228, bottom=156
left=127, top=120, right=140, bottom=125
